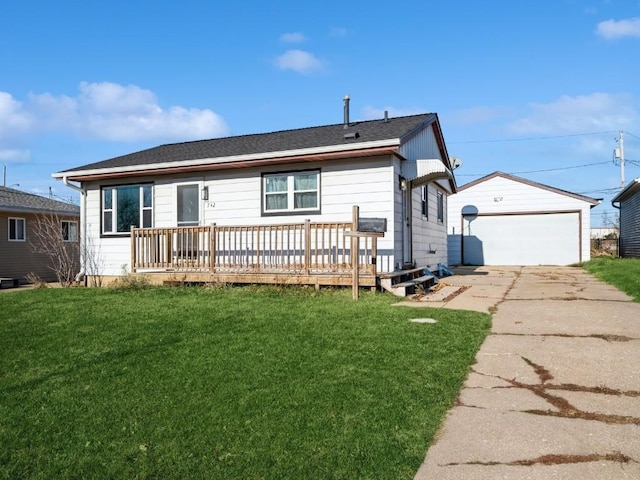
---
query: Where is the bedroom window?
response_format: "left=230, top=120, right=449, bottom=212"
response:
left=102, top=184, right=153, bottom=235
left=437, top=190, right=445, bottom=223
left=61, top=220, right=78, bottom=242
left=263, top=170, right=320, bottom=214
left=8, top=217, right=25, bottom=241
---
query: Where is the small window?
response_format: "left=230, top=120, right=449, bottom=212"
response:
left=437, top=191, right=445, bottom=223
left=102, top=184, right=153, bottom=235
left=8, top=217, right=25, bottom=241
left=62, top=220, right=78, bottom=242
left=263, top=170, right=320, bottom=214
left=421, top=185, right=428, bottom=218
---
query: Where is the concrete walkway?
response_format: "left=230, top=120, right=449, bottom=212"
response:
left=413, top=266, right=640, bottom=480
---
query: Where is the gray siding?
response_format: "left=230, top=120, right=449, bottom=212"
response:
left=0, top=212, right=80, bottom=283
left=619, top=193, right=640, bottom=258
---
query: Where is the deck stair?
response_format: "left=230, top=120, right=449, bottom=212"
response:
left=379, top=267, right=437, bottom=297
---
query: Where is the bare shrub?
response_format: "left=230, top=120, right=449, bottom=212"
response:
left=24, top=272, right=49, bottom=289
left=29, top=213, right=80, bottom=287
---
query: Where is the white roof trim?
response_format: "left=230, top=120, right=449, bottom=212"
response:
left=52, top=138, right=401, bottom=179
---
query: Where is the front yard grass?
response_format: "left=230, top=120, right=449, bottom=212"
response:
left=582, top=257, right=640, bottom=302
left=0, top=285, right=490, bottom=479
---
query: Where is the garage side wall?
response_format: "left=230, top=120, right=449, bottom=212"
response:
left=447, top=176, right=594, bottom=265
left=620, top=192, right=640, bottom=258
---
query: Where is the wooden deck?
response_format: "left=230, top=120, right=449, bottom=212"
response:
left=130, top=219, right=381, bottom=288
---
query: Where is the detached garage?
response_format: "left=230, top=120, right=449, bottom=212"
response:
left=447, top=172, right=600, bottom=266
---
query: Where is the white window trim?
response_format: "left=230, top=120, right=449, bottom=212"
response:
left=101, top=184, right=153, bottom=235
left=437, top=190, right=445, bottom=223
left=62, top=220, right=79, bottom=242
left=262, top=170, right=320, bottom=215
left=175, top=181, right=204, bottom=227
left=8, top=217, right=26, bottom=242
left=421, top=185, right=428, bottom=218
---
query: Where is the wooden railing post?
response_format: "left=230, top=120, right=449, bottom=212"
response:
left=304, top=219, right=311, bottom=274
left=351, top=205, right=359, bottom=300
left=130, top=226, right=136, bottom=273
left=210, top=223, right=216, bottom=273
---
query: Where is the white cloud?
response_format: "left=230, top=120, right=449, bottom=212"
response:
left=0, top=92, right=34, bottom=137
left=274, top=49, right=326, bottom=74
left=280, top=32, right=306, bottom=43
left=0, top=149, right=30, bottom=162
left=12, top=82, right=229, bottom=142
left=361, top=106, right=424, bottom=120
left=596, top=17, right=640, bottom=39
left=508, top=93, right=637, bottom=135
left=446, top=106, right=511, bottom=126
left=329, top=27, right=348, bottom=38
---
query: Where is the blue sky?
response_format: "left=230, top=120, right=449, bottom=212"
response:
left=1, top=0, right=639, bottom=227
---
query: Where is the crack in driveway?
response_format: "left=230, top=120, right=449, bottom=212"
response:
left=473, top=357, right=640, bottom=426
left=444, top=451, right=636, bottom=467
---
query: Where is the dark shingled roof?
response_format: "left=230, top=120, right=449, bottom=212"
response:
left=59, top=113, right=436, bottom=173
left=0, top=186, right=80, bottom=215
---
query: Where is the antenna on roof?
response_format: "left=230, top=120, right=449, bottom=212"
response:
left=343, top=94, right=350, bottom=129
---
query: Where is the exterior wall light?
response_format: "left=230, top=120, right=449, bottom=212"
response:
left=201, top=186, right=209, bottom=201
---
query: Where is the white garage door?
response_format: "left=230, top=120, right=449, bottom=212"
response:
left=463, top=212, right=580, bottom=265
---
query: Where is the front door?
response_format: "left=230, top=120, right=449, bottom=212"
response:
left=177, top=184, right=200, bottom=227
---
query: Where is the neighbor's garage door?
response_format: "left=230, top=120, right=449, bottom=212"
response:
left=463, top=212, right=580, bottom=265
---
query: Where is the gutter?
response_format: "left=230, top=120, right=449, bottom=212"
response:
left=62, top=176, right=87, bottom=284
left=52, top=139, right=401, bottom=181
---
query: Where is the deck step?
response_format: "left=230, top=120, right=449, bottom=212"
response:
left=378, top=267, right=425, bottom=280
left=379, top=267, right=438, bottom=297
left=388, top=275, right=436, bottom=297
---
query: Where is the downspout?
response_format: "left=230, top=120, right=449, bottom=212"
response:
left=63, top=176, right=87, bottom=284
left=611, top=198, right=621, bottom=258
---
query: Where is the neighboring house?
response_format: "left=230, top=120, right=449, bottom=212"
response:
left=53, top=108, right=457, bottom=288
left=612, top=178, right=640, bottom=258
left=0, top=186, right=80, bottom=283
left=447, top=172, right=600, bottom=266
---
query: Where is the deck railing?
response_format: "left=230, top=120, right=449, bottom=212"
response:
left=131, top=220, right=379, bottom=277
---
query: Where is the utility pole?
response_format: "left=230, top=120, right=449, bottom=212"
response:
left=620, top=130, right=625, bottom=190
left=614, top=130, right=625, bottom=190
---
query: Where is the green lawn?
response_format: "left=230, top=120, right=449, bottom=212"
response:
left=0, top=285, right=490, bottom=480
left=582, top=257, right=640, bottom=302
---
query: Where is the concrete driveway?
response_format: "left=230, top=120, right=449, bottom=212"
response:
left=414, top=266, right=640, bottom=480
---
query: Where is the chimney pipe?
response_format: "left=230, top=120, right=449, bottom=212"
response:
left=343, top=94, right=350, bottom=129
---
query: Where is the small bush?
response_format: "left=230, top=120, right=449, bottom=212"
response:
left=109, top=274, right=152, bottom=291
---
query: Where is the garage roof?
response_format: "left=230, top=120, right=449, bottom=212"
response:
left=459, top=172, right=600, bottom=206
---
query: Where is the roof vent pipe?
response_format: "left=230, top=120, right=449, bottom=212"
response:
left=384, top=110, right=389, bottom=123
left=343, top=94, right=350, bottom=129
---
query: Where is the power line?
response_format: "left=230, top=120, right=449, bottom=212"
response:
left=449, top=130, right=617, bottom=145
left=457, top=161, right=611, bottom=177
left=625, top=131, right=640, bottom=141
